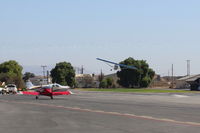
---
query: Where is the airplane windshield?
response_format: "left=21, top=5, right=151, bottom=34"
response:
left=7, top=85, right=15, bottom=87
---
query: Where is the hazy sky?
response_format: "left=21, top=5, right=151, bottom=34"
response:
left=0, top=0, right=200, bottom=76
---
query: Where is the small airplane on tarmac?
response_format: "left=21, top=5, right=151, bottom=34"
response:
left=26, top=81, right=70, bottom=90
left=96, top=58, right=137, bottom=70
left=22, top=82, right=72, bottom=99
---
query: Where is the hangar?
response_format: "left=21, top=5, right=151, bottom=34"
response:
left=178, top=74, right=200, bottom=90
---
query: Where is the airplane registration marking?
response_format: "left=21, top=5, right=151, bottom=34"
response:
left=1, top=99, right=200, bottom=127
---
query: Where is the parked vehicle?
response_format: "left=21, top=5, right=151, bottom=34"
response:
left=5, top=84, right=17, bottom=94
left=0, top=87, right=3, bottom=94
left=2, top=87, right=9, bottom=94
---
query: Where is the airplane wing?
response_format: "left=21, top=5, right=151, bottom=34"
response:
left=22, top=91, right=39, bottom=95
left=28, top=86, right=42, bottom=90
left=52, top=91, right=72, bottom=95
left=96, top=58, right=137, bottom=70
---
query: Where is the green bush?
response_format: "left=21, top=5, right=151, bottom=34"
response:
left=99, top=79, right=107, bottom=88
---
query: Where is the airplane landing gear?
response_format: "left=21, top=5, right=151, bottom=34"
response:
left=36, top=96, right=39, bottom=99
left=50, top=95, right=53, bottom=99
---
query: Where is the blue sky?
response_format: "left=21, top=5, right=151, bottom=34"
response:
left=0, top=0, right=200, bottom=76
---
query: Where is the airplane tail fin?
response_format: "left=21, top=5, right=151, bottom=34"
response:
left=25, top=80, right=34, bottom=89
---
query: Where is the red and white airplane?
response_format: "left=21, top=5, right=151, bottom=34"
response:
left=22, top=82, right=72, bottom=99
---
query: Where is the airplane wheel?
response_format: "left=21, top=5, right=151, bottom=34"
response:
left=36, top=96, right=39, bottom=99
left=50, top=96, right=53, bottom=99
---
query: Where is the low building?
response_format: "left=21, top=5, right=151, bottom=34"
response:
left=75, top=74, right=99, bottom=88
left=178, top=74, right=200, bottom=90
left=150, top=75, right=170, bottom=88
left=29, top=76, right=52, bottom=86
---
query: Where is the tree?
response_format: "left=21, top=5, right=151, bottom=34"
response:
left=99, top=79, right=107, bottom=88
left=0, top=60, right=24, bottom=88
left=23, top=72, right=35, bottom=81
left=98, top=72, right=104, bottom=82
left=117, top=57, right=155, bottom=88
left=50, top=62, right=75, bottom=87
left=106, top=77, right=113, bottom=88
left=99, top=77, right=114, bottom=88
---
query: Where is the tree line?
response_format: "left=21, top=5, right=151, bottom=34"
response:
left=0, top=57, right=155, bottom=88
left=0, top=60, right=76, bottom=88
left=99, top=57, right=155, bottom=88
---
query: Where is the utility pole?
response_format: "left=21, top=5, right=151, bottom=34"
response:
left=187, top=60, right=190, bottom=76
left=81, top=65, right=84, bottom=74
left=100, top=69, right=103, bottom=78
left=99, top=69, right=104, bottom=82
left=41, top=65, right=47, bottom=84
left=47, top=70, right=49, bottom=84
left=171, top=64, right=174, bottom=88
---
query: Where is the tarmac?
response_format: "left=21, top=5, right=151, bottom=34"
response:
left=1, top=89, right=200, bottom=133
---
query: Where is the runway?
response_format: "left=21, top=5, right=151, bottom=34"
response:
left=1, top=90, right=200, bottom=133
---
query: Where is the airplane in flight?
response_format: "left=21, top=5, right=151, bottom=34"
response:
left=96, top=58, right=137, bottom=71
left=22, top=82, right=72, bottom=99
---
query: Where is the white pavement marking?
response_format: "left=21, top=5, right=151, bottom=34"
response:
left=173, top=94, right=189, bottom=98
